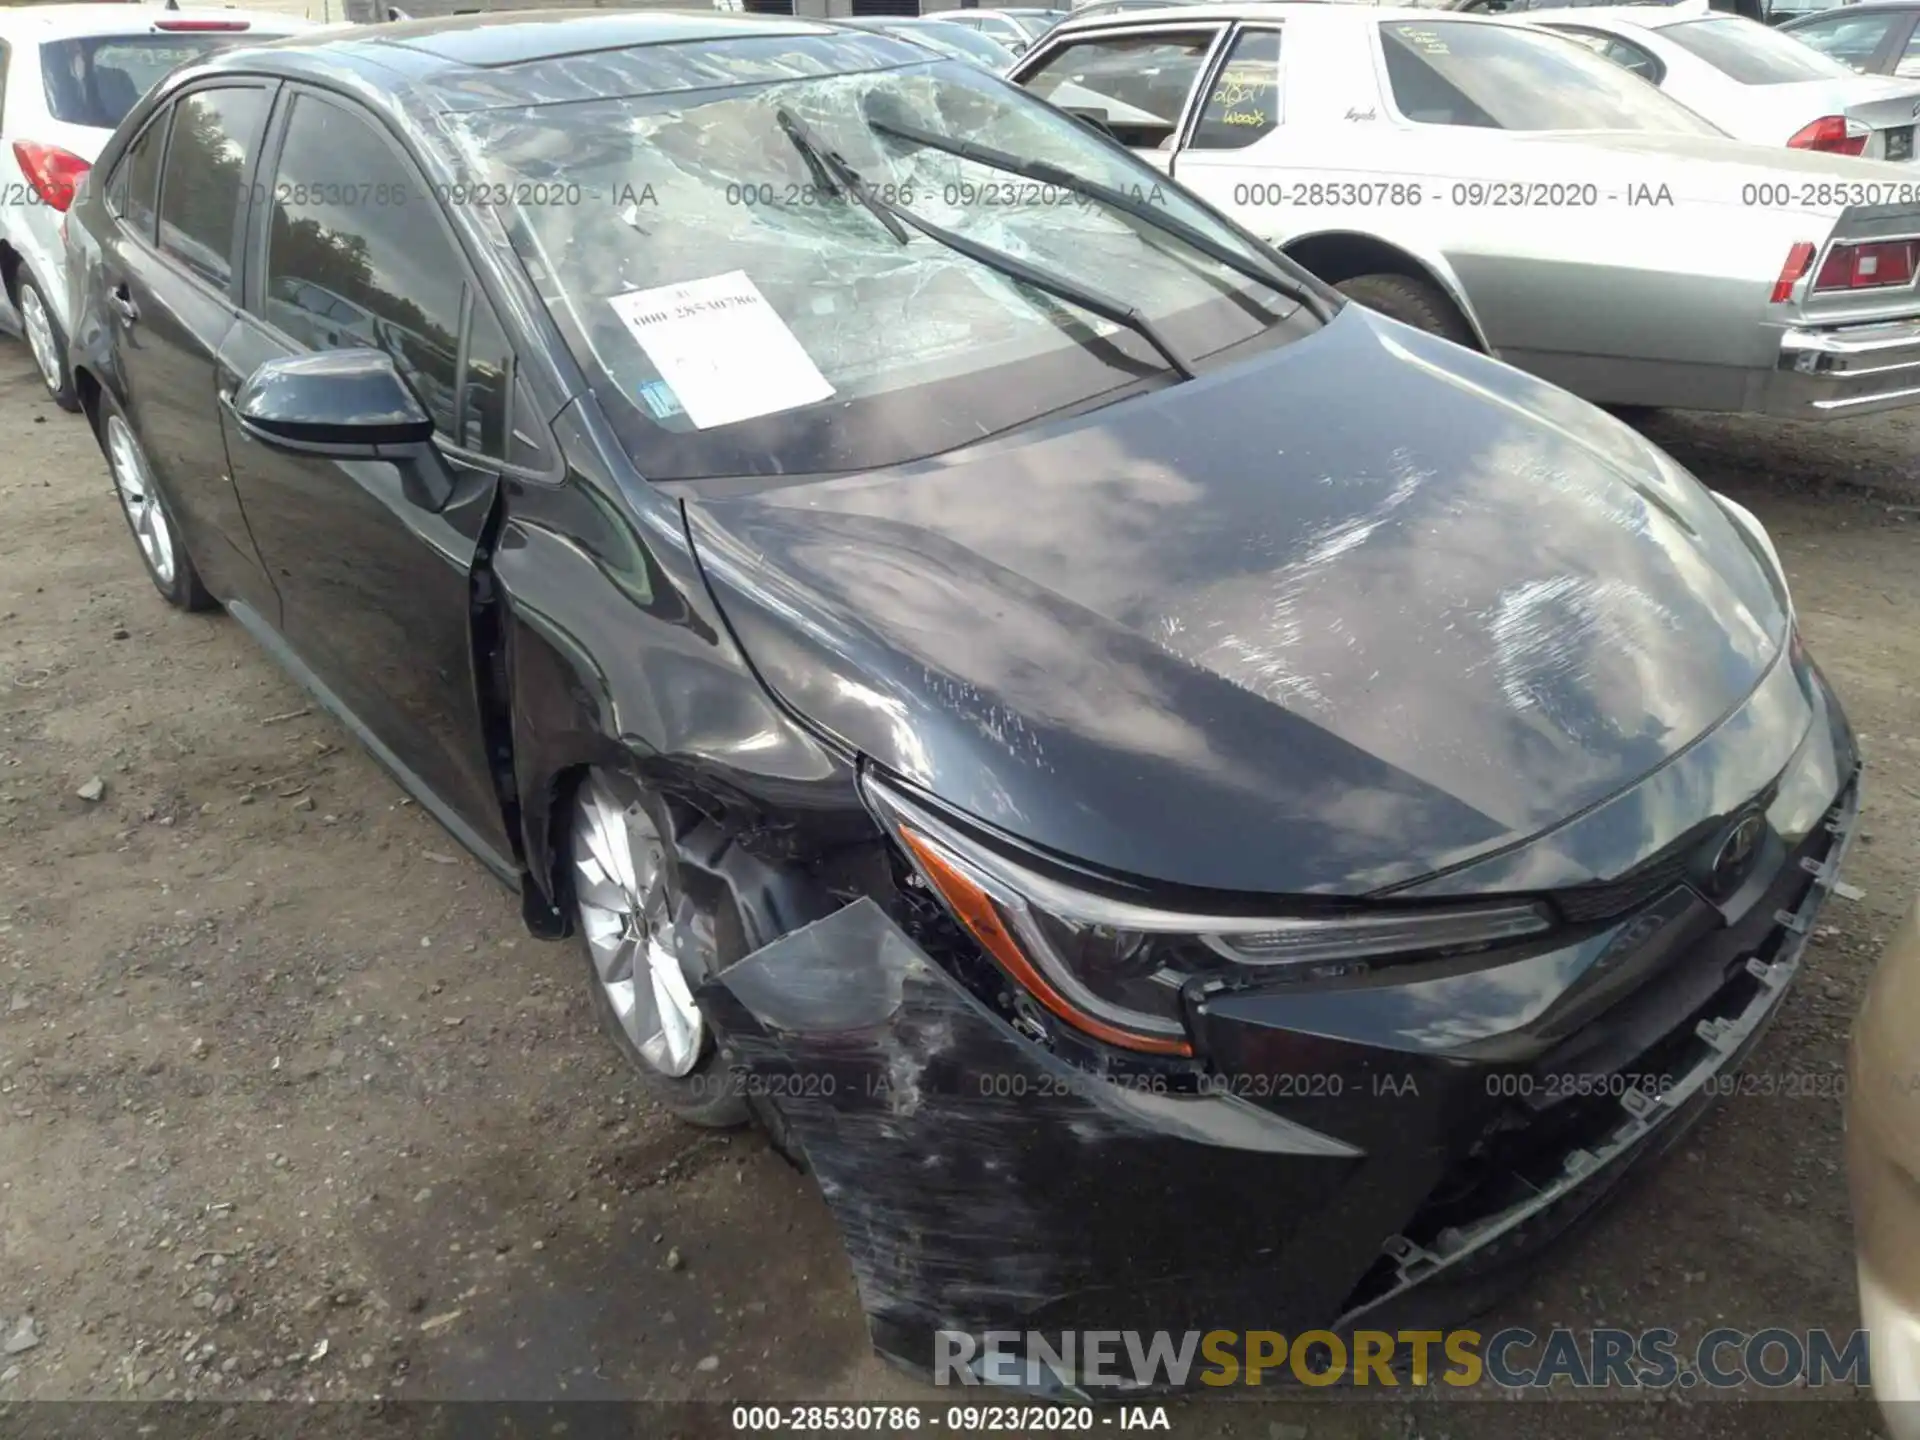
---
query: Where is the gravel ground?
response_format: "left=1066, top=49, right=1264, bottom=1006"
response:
left=0, top=337, right=1917, bottom=1440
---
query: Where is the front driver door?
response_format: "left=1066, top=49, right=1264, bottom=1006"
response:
left=1014, top=25, right=1227, bottom=171
left=217, top=87, right=519, bottom=872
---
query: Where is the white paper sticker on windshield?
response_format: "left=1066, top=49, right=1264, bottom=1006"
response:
left=608, top=272, right=833, bottom=431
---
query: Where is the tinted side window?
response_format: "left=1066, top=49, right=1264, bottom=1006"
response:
left=157, top=87, right=270, bottom=291
left=262, top=94, right=463, bottom=438
left=1020, top=31, right=1220, bottom=149
left=459, top=296, right=512, bottom=458
left=111, top=110, right=170, bottom=243
left=1190, top=29, right=1281, bottom=150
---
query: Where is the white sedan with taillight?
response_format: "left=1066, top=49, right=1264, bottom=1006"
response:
left=0, top=3, right=313, bottom=406
left=1010, top=3, right=1920, bottom=419
left=1526, top=5, right=1920, bottom=162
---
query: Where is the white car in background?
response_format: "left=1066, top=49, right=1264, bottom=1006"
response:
left=0, top=4, right=312, bottom=406
left=1007, top=4, right=1920, bottom=419
left=1524, top=5, right=1920, bottom=159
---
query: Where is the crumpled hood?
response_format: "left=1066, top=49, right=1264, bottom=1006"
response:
left=684, top=307, right=1787, bottom=896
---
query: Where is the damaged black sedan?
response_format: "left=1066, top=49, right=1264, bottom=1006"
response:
left=64, top=11, right=1859, bottom=1395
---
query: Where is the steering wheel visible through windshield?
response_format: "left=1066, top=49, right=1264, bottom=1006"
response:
left=441, top=34, right=1313, bottom=481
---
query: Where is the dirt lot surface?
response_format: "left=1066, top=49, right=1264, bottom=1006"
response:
left=0, top=336, right=1916, bottom=1440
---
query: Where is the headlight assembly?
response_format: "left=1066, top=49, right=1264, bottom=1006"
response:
left=864, top=775, right=1553, bottom=1057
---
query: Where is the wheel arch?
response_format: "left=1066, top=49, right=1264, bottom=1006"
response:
left=485, top=493, right=870, bottom=950
left=1280, top=230, right=1492, bottom=353
left=524, top=750, right=850, bottom=963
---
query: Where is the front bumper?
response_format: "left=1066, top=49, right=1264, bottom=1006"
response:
left=1847, top=897, right=1920, bottom=1440
left=705, top=727, right=1860, bottom=1395
left=1767, top=318, right=1920, bottom=419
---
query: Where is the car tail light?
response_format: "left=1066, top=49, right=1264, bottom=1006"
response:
left=1814, top=239, right=1919, bottom=292
left=1771, top=241, right=1816, bottom=303
left=154, top=18, right=250, bottom=29
left=11, top=142, right=90, bottom=213
left=1786, top=114, right=1869, bottom=156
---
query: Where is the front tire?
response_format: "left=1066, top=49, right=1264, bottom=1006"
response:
left=97, top=393, right=216, bottom=612
left=15, top=272, right=78, bottom=411
left=567, top=769, right=749, bottom=1128
left=1335, top=273, right=1478, bottom=350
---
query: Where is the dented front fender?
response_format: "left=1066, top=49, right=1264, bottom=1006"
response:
left=700, top=898, right=1369, bottom=1391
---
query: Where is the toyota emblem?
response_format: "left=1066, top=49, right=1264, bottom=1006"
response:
left=1708, top=813, right=1766, bottom=897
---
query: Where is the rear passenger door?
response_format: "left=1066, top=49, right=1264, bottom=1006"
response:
left=1165, top=26, right=1365, bottom=257
left=98, top=81, right=281, bottom=618
left=218, top=87, right=520, bottom=870
left=1166, top=26, right=1284, bottom=204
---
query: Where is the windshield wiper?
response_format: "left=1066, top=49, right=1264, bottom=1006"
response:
left=863, top=105, right=1335, bottom=325
left=776, top=106, right=1194, bottom=381
left=776, top=106, right=911, bottom=245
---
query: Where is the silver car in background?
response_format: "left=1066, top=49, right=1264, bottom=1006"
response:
left=940, top=7, right=1068, bottom=54
left=1528, top=5, right=1920, bottom=160
left=1010, top=3, right=1920, bottom=418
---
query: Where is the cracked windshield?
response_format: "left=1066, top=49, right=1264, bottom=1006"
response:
left=446, top=35, right=1309, bottom=478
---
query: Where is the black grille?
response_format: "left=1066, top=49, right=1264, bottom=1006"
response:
left=743, top=0, right=796, bottom=12
left=852, top=0, right=926, bottom=13
left=1373, top=777, right=1856, bottom=1279
left=1552, top=846, right=1696, bottom=923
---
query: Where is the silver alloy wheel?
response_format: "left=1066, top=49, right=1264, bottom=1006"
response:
left=18, top=283, right=61, bottom=395
left=571, top=773, right=705, bottom=1078
left=107, top=415, right=175, bottom=586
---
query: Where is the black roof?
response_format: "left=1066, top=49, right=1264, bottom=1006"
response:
left=190, top=9, right=851, bottom=85
left=181, top=10, right=927, bottom=117
left=351, top=8, right=830, bottom=67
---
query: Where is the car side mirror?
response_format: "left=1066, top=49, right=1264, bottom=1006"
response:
left=228, top=349, right=454, bottom=511
left=230, top=349, right=435, bottom=457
